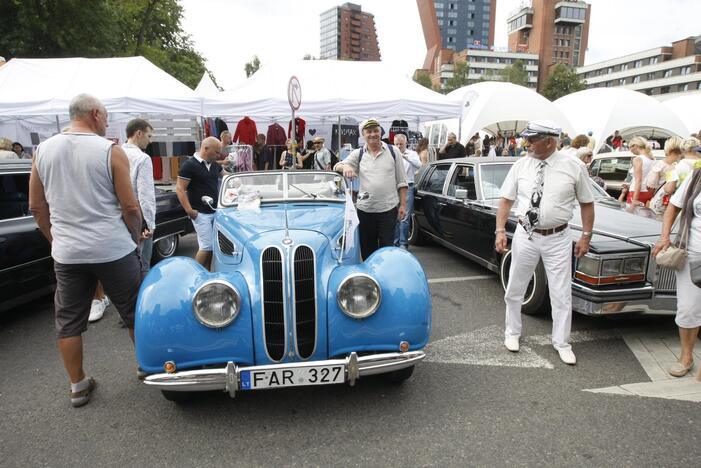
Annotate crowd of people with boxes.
[16,91,701,408]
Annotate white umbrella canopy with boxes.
[0,56,203,116]
[202,60,461,123]
[661,93,701,137]
[446,81,576,139]
[554,88,690,153]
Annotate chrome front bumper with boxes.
[143,351,425,397]
[571,282,676,316]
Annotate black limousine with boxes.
[410,157,676,317]
[0,159,193,312]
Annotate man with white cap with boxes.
[495,120,595,365]
[334,118,408,259]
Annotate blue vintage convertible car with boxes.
[136,171,431,401]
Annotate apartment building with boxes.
[320,3,381,61]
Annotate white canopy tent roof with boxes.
[554,88,689,153]
[0,56,202,117]
[661,93,701,137]
[194,72,221,97]
[445,82,576,140]
[202,60,461,124]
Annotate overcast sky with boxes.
[180,0,700,90]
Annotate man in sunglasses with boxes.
[495,120,595,365]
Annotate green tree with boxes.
[244,55,260,77]
[0,0,213,89]
[540,63,586,100]
[443,61,470,94]
[499,59,529,87]
[413,71,433,90]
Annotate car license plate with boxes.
[240,364,345,390]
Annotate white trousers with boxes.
[504,225,573,350]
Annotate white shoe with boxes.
[504,336,520,352]
[556,347,577,365]
[102,296,110,308]
[88,299,106,322]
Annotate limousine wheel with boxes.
[408,213,426,246]
[161,390,194,403]
[152,234,179,263]
[499,250,550,316]
[383,365,415,384]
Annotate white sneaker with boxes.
[88,299,106,322]
[102,296,110,308]
[504,336,520,352]
[556,347,577,365]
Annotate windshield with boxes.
[479,164,512,199]
[219,171,346,207]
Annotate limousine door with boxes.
[442,164,488,258]
[414,164,452,239]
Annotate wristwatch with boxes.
[581,231,592,238]
[495,228,506,234]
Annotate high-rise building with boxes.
[577,36,701,98]
[507,0,591,90]
[320,3,381,61]
[418,0,496,70]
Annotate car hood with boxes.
[216,203,345,241]
[483,197,664,241]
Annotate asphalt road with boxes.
[1,234,698,467]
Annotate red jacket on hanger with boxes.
[288,117,305,145]
[233,116,258,145]
[266,123,287,146]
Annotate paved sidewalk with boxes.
[585,327,701,402]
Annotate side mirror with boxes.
[201,195,216,210]
[454,188,468,200]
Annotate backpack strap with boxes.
[358,144,396,164]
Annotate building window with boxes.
[621,63,628,71]
[449,2,455,9]
[619,78,626,85]
[448,19,454,26]
[436,10,444,17]
[447,36,455,43]
[634,60,642,68]
[664,69,673,78]
[633,76,641,83]
[681,66,692,75]
[469,29,474,35]
[447,28,457,34]
[469,13,474,19]
[434,2,445,8]
[438,19,444,25]
[650,57,659,65]
[447,12,458,18]
[467,20,474,27]
[468,4,475,11]
[607,67,613,74]
[698,82,701,90]
[681,83,689,92]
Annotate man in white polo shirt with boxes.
[495,120,595,365]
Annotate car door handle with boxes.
[437,202,447,207]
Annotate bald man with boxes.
[176,137,224,270]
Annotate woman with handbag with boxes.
[652,167,701,379]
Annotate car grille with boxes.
[262,247,285,361]
[654,266,676,293]
[293,246,316,359]
[218,230,235,255]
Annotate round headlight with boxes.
[337,274,381,319]
[192,281,240,328]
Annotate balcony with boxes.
[554,3,586,24]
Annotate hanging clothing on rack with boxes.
[233,116,258,145]
[389,119,409,142]
[266,123,287,147]
[214,118,229,137]
[288,117,305,146]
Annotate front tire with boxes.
[499,249,550,316]
[408,214,426,246]
[152,234,179,264]
[383,365,415,384]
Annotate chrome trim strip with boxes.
[571,282,654,297]
[291,244,317,360]
[423,230,499,273]
[260,246,287,362]
[153,230,184,244]
[143,351,425,394]
[0,256,52,273]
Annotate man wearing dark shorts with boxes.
[29,94,143,407]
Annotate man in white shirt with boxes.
[393,133,422,250]
[495,120,595,365]
[312,136,332,171]
[123,118,156,271]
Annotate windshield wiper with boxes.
[289,183,317,199]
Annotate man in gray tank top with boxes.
[29,94,143,407]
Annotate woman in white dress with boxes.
[653,167,701,378]
[620,136,655,205]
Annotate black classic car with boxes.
[0,159,193,312]
[410,157,676,317]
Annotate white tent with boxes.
[0,56,202,116]
[554,88,689,153]
[661,93,701,137]
[194,72,221,97]
[445,82,576,140]
[202,60,461,124]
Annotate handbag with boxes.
[655,208,689,271]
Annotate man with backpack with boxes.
[334,118,408,259]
